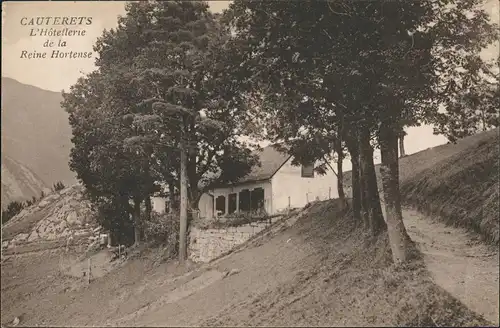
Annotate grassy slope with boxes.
[344,128,499,244]
[1,200,491,327]
[401,129,499,244]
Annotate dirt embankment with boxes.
[343,128,499,243]
[401,129,499,244]
[1,200,492,327]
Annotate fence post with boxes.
[88,258,91,284]
[329,187,331,199]
[306,193,309,203]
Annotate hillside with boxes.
[401,129,499,244]
[1,196,497,326]
[1,155,48,208]
[344,128,500,244]
[1,131,498,327]
[1,77,76,206]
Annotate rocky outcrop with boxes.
[2,185,98,251]
[1,155,48,208]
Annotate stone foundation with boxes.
[188,219,277,263]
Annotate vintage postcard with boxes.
[1,1,498,327]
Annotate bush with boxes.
[195,210,283,230]
[143,212,179,259]
[1,200,25,225]
[95,197,135,247]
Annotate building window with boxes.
[239,189,251,212]
[301,164,314,178]
[215,195,226,215]
[250,187,265,211]
[228,193,237,214]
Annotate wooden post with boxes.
[288,196,291,209]
[88,258,91,284]
[306,193,309,203]
[236,192,239,213]
[213,195,216,219]
[329,187,331,199]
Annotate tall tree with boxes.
[225,0,388,232]
[89,1,258,260]
[225,0,497,264]
[62,71,152,245]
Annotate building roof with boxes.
[234,144,291,185]
[197,144,292,191]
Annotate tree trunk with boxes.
[358,153,370,228]
[379,120,412,264]
[347,141,362,222]
[399,133,406,158]
[179,141,188,261]
[335,139,346,209]
[359,130,386,235]
[143,195,152,241]
[133,197,142,246]
[187,155,199,231]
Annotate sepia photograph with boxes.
[1,0,499,326]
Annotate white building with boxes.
[197,145,339,219]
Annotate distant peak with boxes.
[1,76,61,94]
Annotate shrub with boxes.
[143,212,179,259]
[1,200,25,225]
[95,197,135,247]
[195,210,284,230]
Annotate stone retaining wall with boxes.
[188,219,278,263]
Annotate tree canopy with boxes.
[62,0,498,264]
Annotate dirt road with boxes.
[403,207,499,325]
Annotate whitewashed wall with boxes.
[271,158,338,212]
[151,196,167,214]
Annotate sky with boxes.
[2,0,498,161]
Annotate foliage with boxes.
[62,1,260,253]
[143,212,180,255]
[1,201,25,225]
[433,75,500,143]
[224,0,497,263]
[1,191,47,225]
[119,1,260,204]
[93,194,135,246]
[61,0,497,263]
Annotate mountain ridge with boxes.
[1,77,76,207]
